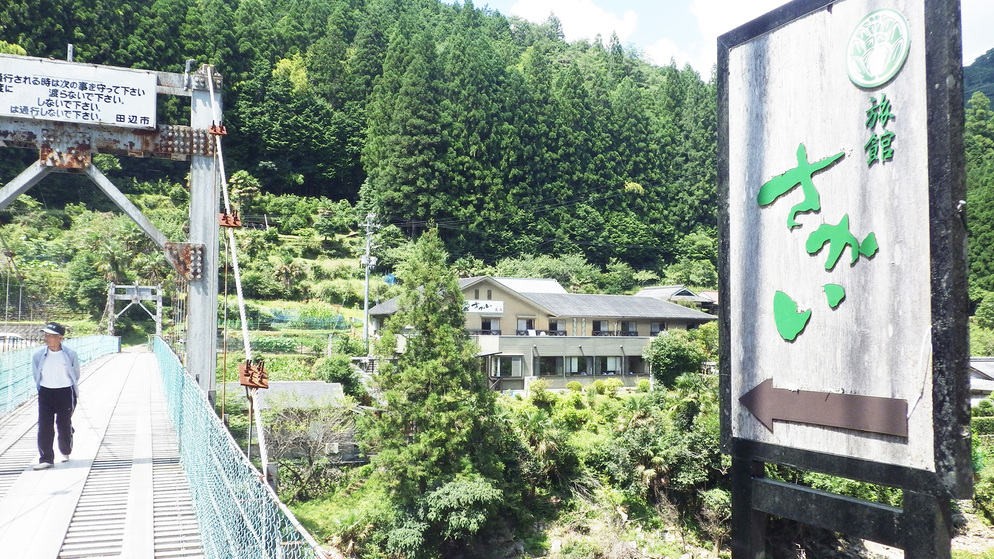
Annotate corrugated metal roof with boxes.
[369,298,398,315]
[636,285,715,304]
[371,277,715,322]
[518,292,716,321]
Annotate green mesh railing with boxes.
[153,337,328,559]
[0,336,121,417]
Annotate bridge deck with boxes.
[0,348,203,558]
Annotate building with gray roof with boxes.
[368,277,715,392]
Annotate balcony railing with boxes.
[515,330,568,336]
[467,330,642,337]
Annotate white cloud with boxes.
[686,0,992,72]
[687,0,790,73]
[962,0,994,65]
[643,37,711,75]
[508,0,638,43]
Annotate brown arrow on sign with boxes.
[740,379,908,438]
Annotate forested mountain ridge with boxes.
[966,47,994,103]
[0,0,717,275]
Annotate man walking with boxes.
[32,322,80,470]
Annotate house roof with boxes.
[699,290,719,304]
[971,357,994,381]
[460,276,568,294]
[518,292,716,321]
[370,277,567,315]
[636,285,715,304]
[370,277,716,322]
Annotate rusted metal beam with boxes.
[83,165,169,249]
[0,161,54,211]
[0,118,215,160]
[164,242,205,281]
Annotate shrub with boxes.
[311,278,363,307]
[552,391,593,429]
[637,379,651,392]
[977,292,994,330]
[970,322,994,356]
[264,356,314,381]
[529,379,557,406]
[241,270,286,299]
[250,335,299,353]
[314,355,364,398]
[975,417,994,436]
[591,379,606,395]
[566,381,582,392]
[603,378,623,397]
[975,399,994,417]
[643,330,707,388]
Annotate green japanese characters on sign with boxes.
[757,8,911,343]
[756,144,844,230]
[758,143,879,341]
[865,94,897,166]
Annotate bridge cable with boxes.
[206,67,270,478]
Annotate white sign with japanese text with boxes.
[464,300,504,313]
[726,0,933,470]
[0,55,156,129]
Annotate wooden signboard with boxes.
[718,0,970,502]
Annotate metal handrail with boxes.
[0,335,120,417]
[153,337,328,559]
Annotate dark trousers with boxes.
[37,386,75,464]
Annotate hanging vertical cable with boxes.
[206,67,270,479]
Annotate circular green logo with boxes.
[846,9,910,88]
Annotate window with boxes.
[597,356,622,375]
[487,289,492,299]
[539,356,564,376]
[474,289,479,299]
[592,320,609,335]
[482,317,499,333]
[621,321,638,335]
[517,318,534,330]
[566,356,588,375]
[496,356,522,377]
[650,321,666,335]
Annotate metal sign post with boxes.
[0,54,223,400]
[718,0,969,556]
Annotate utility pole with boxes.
[361,213,378,355]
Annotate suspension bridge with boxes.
[0,54,331,558]
[0,337,329,558]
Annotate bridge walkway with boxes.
[0,347,203,558]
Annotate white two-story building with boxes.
[368,277,716,392]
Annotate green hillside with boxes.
[966,48,994,103]
[0,0,716,274]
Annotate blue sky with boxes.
[471,0,993,75]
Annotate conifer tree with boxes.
[361,229,514,556]
[362,12,446,228]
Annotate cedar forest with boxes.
[3,1,994,558]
